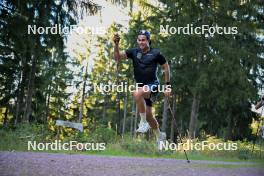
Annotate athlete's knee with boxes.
[133,90,143,100]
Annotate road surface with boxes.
[0,151,263,176]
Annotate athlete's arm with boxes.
[113,33,127,62]
[156,52,171,96]
[161,63,171,97]
[161,63,170,83]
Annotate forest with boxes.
[0,0,264,161]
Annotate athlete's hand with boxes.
[113,33,120,45]
[164,85,171,97]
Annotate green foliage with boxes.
[0,125,263,162]
[127,0,264,140]
[0,0,263,151]
[121,140,155,154]
[0,123,51,151]
[89,125,117,144]
[0,0,100,126]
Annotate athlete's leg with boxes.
[145,105,163,139]
[133,87,151,133]
[132,87,150,113]
[145,105,158,129]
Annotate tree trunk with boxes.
[170,95,177,142]
[130,97,135,136]
[15,62,27,125]
[45,85,51,122]
[134,105,138,137]
[3,107,9,127]
[122,92,128,137]
[23,53,37,122]
[188,93,200,139]
[129,0,134,12]
[225,113,233,140]
[102,97,106,122]
[45,49,56,123]
[79,63,88,122]
[161,97,168,132]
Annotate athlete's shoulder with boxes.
[127,47,139,51]
[151,48,167,64]
[126,47,139,54]
[125,48,139,59]
[150,48,161,54]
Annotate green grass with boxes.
[1,140,264,166]
[202,163,264,169]
[85,142,264,163]
[1,123,264,166]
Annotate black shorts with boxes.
[138,81,159,107]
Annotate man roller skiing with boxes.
[113,30,171,145]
